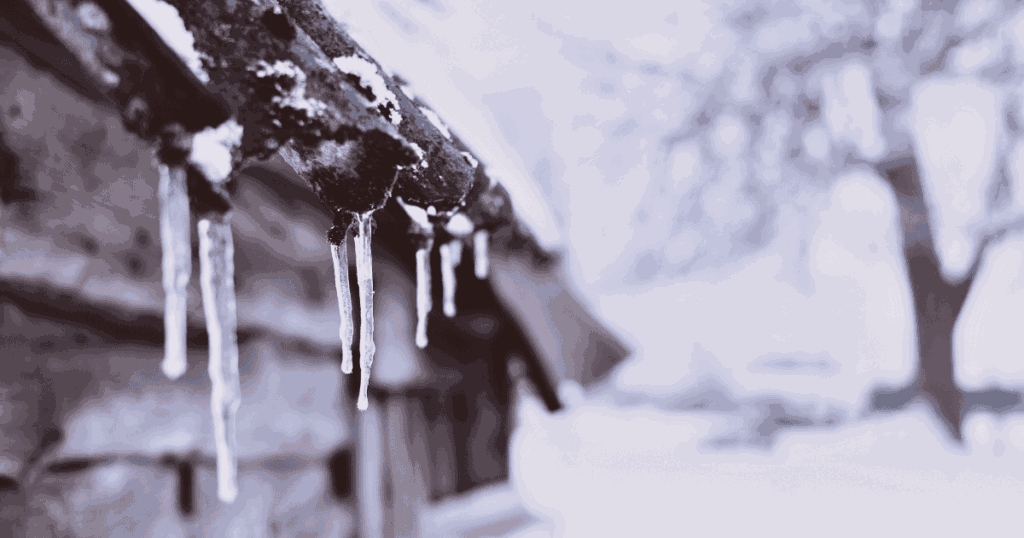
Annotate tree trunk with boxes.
[877,156,974,440]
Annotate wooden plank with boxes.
[382,396,430,538]
[356,397,385,538]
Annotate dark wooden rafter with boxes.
[15,0,231,141]
[158,0,420,218]
[3,0,531,241]
[276,0,478,213]
[0,0,111,104]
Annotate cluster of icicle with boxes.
[392,200,487,355]
[330,202,490,411]
[330,213,376,411]
[156,161,493,504]
[157,160,241,504]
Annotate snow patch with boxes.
[125,0,209,83]
[875,0,915,42]
[189,118,243,184]
[668,140,703,193]
[407,142,428,169]
[756,110,792,185]
[409,142,426,161]
[253,60,328,118]
[445,213,474,237]
[710,113,748,157]
[821,61,886,161]
[755,17,814,55]
[956,0,1001,33]
[332,56,401,125]
[420,107,452,139]
[1007,139,1024,209]
[909,77,1003,281]
[949,38,1003,75]
[801,124,831,162]
[622,72,642,90]
[1002,11,1024,62]
[955,237,1024,388]
[76,2,111,33]
[626,33,676,58]
[397,197,431,229]
[610,170,914,405]
[460,151,479,169]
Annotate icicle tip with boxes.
[161,358,187,380]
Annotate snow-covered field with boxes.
[509,387,1024,537]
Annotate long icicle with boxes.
[415,237,433,349]
[198,216,241,503]
[159,163,191,380]
[354,212,376,411]
[441,239,462,317]
[474,229,489,279]
[332,234,355,374]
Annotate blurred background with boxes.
[6,0,1024,536]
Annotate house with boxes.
[0,0,627,536]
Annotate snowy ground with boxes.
[506,385,1024,538]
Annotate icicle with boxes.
[474,229,489,279]
[332,237,355,374]
[415,238,433,349]
[158,163,191,380]
[198,217,241,503]
[440,239,462,317]
[353,213,376,411]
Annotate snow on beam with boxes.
[161,0,415,178]
[275,0,477,212]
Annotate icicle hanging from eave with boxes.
[415,236,433,348]
[397,197,435,349]
[353,212,376,411]
[440,239,462,317]
[439,212,471,317]
[158,161,192,380]
[198,214,241,503]
[474,229,489,279]
[331,229,355,374]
